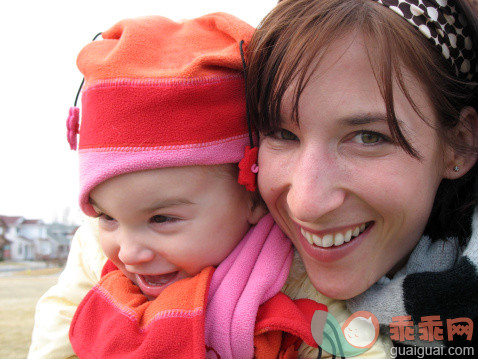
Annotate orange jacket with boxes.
[70,261,326,358]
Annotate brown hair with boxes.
[247,0,478,243]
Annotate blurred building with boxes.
[0,215,77,264]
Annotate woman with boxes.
[247,0,478,353]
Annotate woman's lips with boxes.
[135,271,180,299]
[300,222,372,248]
[297,222,374,263]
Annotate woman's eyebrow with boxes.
[338,114,390,126]
[339,114,413,138]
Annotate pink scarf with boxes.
[205,213,293,358]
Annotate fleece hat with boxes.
[66,13,255,217]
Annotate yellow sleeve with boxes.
[283,252,393,358]
[28,217,107,359]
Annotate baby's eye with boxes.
[98,213,115,221]
[96,212,118,231]
[150,215,175,224]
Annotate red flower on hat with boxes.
[67,106,80,150]
[238,146,259,192]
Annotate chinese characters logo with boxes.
[389,315,473,342]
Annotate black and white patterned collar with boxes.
[374,0,477,83]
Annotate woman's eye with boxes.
[269,129,299,141]
[353,131,388,145]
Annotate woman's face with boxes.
[258,34,448,299]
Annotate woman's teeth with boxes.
[301,223,367,248]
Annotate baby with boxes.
[67,13,265,300]
[64,14,322,358]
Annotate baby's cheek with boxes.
[99,234,117,258]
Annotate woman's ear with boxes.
[443,106,478,179]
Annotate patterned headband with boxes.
[374,0,477,83]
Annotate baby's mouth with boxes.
[135,271,180,299]
[142,272,178,286]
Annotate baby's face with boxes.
[90,165,262,299]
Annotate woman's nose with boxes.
[117,230,155,265]
[287,151,346,223]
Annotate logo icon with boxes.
[311,310,380,357]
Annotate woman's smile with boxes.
[296,221,374,264]
[299,222,371,248]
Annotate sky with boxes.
[0,0,278,224]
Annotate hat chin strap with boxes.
[237,40,259,192]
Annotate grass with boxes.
[0,269,62,359]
